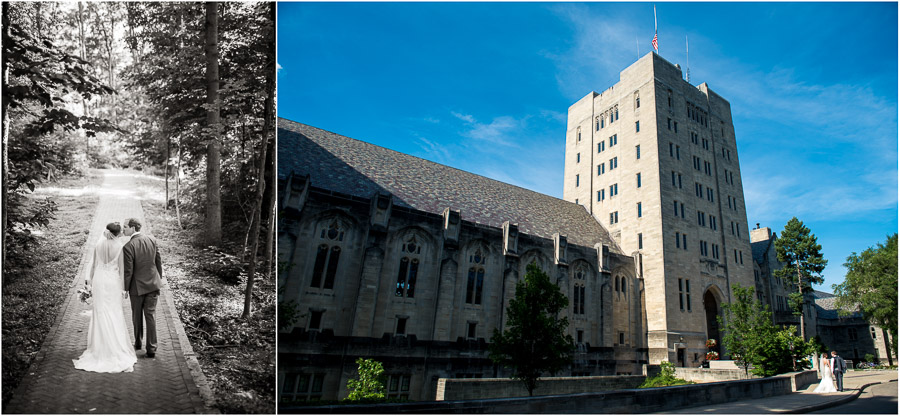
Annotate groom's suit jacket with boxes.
[123,233,163,296]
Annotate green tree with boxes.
[833,233,898,364]
[345,358,386,402]
[719,285,771,376]
[774,217,827,340]
[489,263,574,396]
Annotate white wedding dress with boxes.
[73,237,137,373]
[813,357,837,393]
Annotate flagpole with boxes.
[654,4,658,55]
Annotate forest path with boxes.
[6,169,216,414]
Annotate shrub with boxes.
[639,361,694,388]
[345,358,386,401]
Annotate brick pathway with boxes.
[6,169,216,414]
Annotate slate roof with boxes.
[813,290,862,319]
[278,119,620,251]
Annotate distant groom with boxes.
[122,218,163,358]
[830,350,847,392]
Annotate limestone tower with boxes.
[563,52,755,366]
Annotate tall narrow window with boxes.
[396,236,422,298]
[309,310,323,330]
[576,174,579,187]
[311,221,344,290]
[637,202,642,218]
[686,279,691,311]
[676,232,681,248]
[636,173,642,188]
[636,145,641,159]
[576,153,580,163]
[467,322,477,339]
[466,249,486,305]
[678,278,684,310]
[638,233,643,249]
[573,269,586,315]
[577,127,581,142]
[396,317,408,335]
[635,121,640,132]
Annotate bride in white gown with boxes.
[73,222,137,373]
[813,353,837,393]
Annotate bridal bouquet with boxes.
[77,288,92,305]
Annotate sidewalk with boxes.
[662,369,898,414]
[6,169,216,414]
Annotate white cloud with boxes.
[451,111,523,147]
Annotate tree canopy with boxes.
[719,285,814,377]
[489,263,574,396]
[774,217,827,339]
[833,233,898,359]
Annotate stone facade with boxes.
[750,224,894,366]
[563,53,755,367]
[277,120,641,403]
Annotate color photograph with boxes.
[277,2,897,413]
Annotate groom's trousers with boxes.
[834,370,844,391]
[130,289,159,354]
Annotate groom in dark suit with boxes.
[123,218,163,358]
[831,350,847,392]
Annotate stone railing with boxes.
[284,372,817,414]
[435,375,645,401]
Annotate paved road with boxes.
[810,381,898,414]
[5,170,216,414]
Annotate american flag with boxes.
[651,33,658,51]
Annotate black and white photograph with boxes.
[2,2,276,413]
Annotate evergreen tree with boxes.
[773,217,827,340]
[489,263,574,396]
[833,233,898,364]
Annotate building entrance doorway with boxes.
[704,289,721,356]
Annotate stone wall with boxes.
[435,375,646,401]
[674,368,754,383]
[285,374,801,414]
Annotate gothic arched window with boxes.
[573,267,586,315]
[466,248,486,305]
[310,221,344,290]
[396,235,422,298]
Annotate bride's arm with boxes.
[87,245,98,288]
[118,244,125,284]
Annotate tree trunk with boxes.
[264,130,276,280]
[203,2,222,246]
[882,328,894,367]
[77,2,90,166]
[2,2,11,270]
[797,263,805,341]
[242,2,275,319]
[165,131,170,210]
[265,200,275,280]
[175,137,183,230]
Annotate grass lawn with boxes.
[2,171,103,410]
[134,173,276,414]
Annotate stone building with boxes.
[562,52,756,366]
[751,225,894,366]
[278,53,766,403]
[277,119,643,402]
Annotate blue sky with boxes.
[278,2,898,293]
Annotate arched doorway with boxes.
[704,289,721,356]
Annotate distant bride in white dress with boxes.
[813,353,837,393]
[73,222,137,373]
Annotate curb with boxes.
[782,378,898,414]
